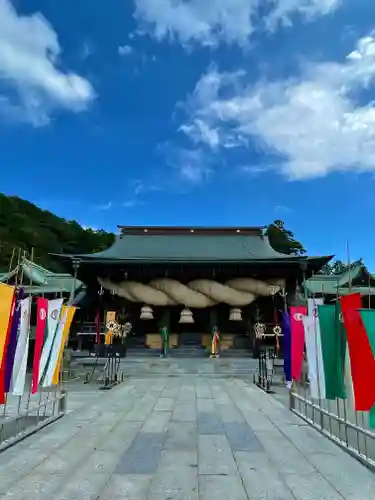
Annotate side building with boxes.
[54,226,332,356]
[304,263,375,305]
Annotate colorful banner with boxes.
[303,320,325,399]
[11,297,32,396]
[0,283,15,367]
[290,306,307,381]
[317,304,346,400]
[340,294,375,411]
[0,291,16,403]
[43,307,69,387]
[52,306,76,385]
[357,309,375,427]
[304,298,325,399]
[4,288,24,393]
[282,311,292,383]
[32,298,48,394]
[105,311,116,345]
[38,298,64,384]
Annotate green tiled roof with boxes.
[305,264,372,296]
[337,287,375,296]
[0,258,82,293]
[53,230,331,266]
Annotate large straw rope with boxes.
[98,277,285,308]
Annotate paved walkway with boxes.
[0,377,375,500]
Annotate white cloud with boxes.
[97,202,112,211]
[266,0,340,30]
[133,0,340,48]
[0,0,95,126]
[179,31,375,180]
[171,148,212,183]
[274,204,292,213]
[118,44,133,56]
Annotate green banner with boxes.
[318,304,346,400]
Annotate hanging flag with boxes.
[0,291,16,403]
[43,307,69,387]
[4,288,24,393]
[357,309,375,428]
[302,298,325,399]
[290,306,307,381]
[52,306,76,385]
[307,298,324,318]
[0,283,15,366]
[340,294,375,411]
[282,311,292,383]
[31,298,48,394]
[11,297,32,396]
[38,298,64,384]
[317,304,346,400]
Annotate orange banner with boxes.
[52,306,76,385]
[104,311,116,345]
[0,283,15,366]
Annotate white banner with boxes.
[38,298,64,384]
[12,297,32,396]
[304,298,325,399]
[43,307,69,387]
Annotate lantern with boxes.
[140,305,154,320]
[179,308,194,324]
[229,308,242,321]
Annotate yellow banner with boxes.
[105,311,116,345]
[52,305,76,385]
[0,283,15,365]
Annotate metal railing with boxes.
[0,376,67,452]
[290,364,375,470]
[254,347,284,392]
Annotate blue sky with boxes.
[1,0,375,266]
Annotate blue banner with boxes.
[282,310,292,382]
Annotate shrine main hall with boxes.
[56,226,331,356]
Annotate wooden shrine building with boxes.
[55,226,332,356]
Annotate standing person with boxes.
[211,325,220,358]
[160,325,169,357]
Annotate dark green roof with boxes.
[0,258,82,294]
[53,226,332,270]
[305,264,375,296]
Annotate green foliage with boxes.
[319,258,364,275]
[0,193,114,272]
[266,219,306,256]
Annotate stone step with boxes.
[220,349,252,358]
[112,357,259,377]
[169,349,207,358]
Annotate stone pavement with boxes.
[0,376,375,500]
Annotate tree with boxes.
[0,193,115,272]
[318,258,364,275]
[266,220,306,256]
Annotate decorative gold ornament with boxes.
[106,320,119,331]
[273,325,282,336]
[254,322,266,339]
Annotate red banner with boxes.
[340,293,375,411]
[290,306,307,382]
[95,309,101,345]
[32,298,48,394]
[0,294,16,403]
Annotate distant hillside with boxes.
[0,194,306,273]
[0,193,114,272]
